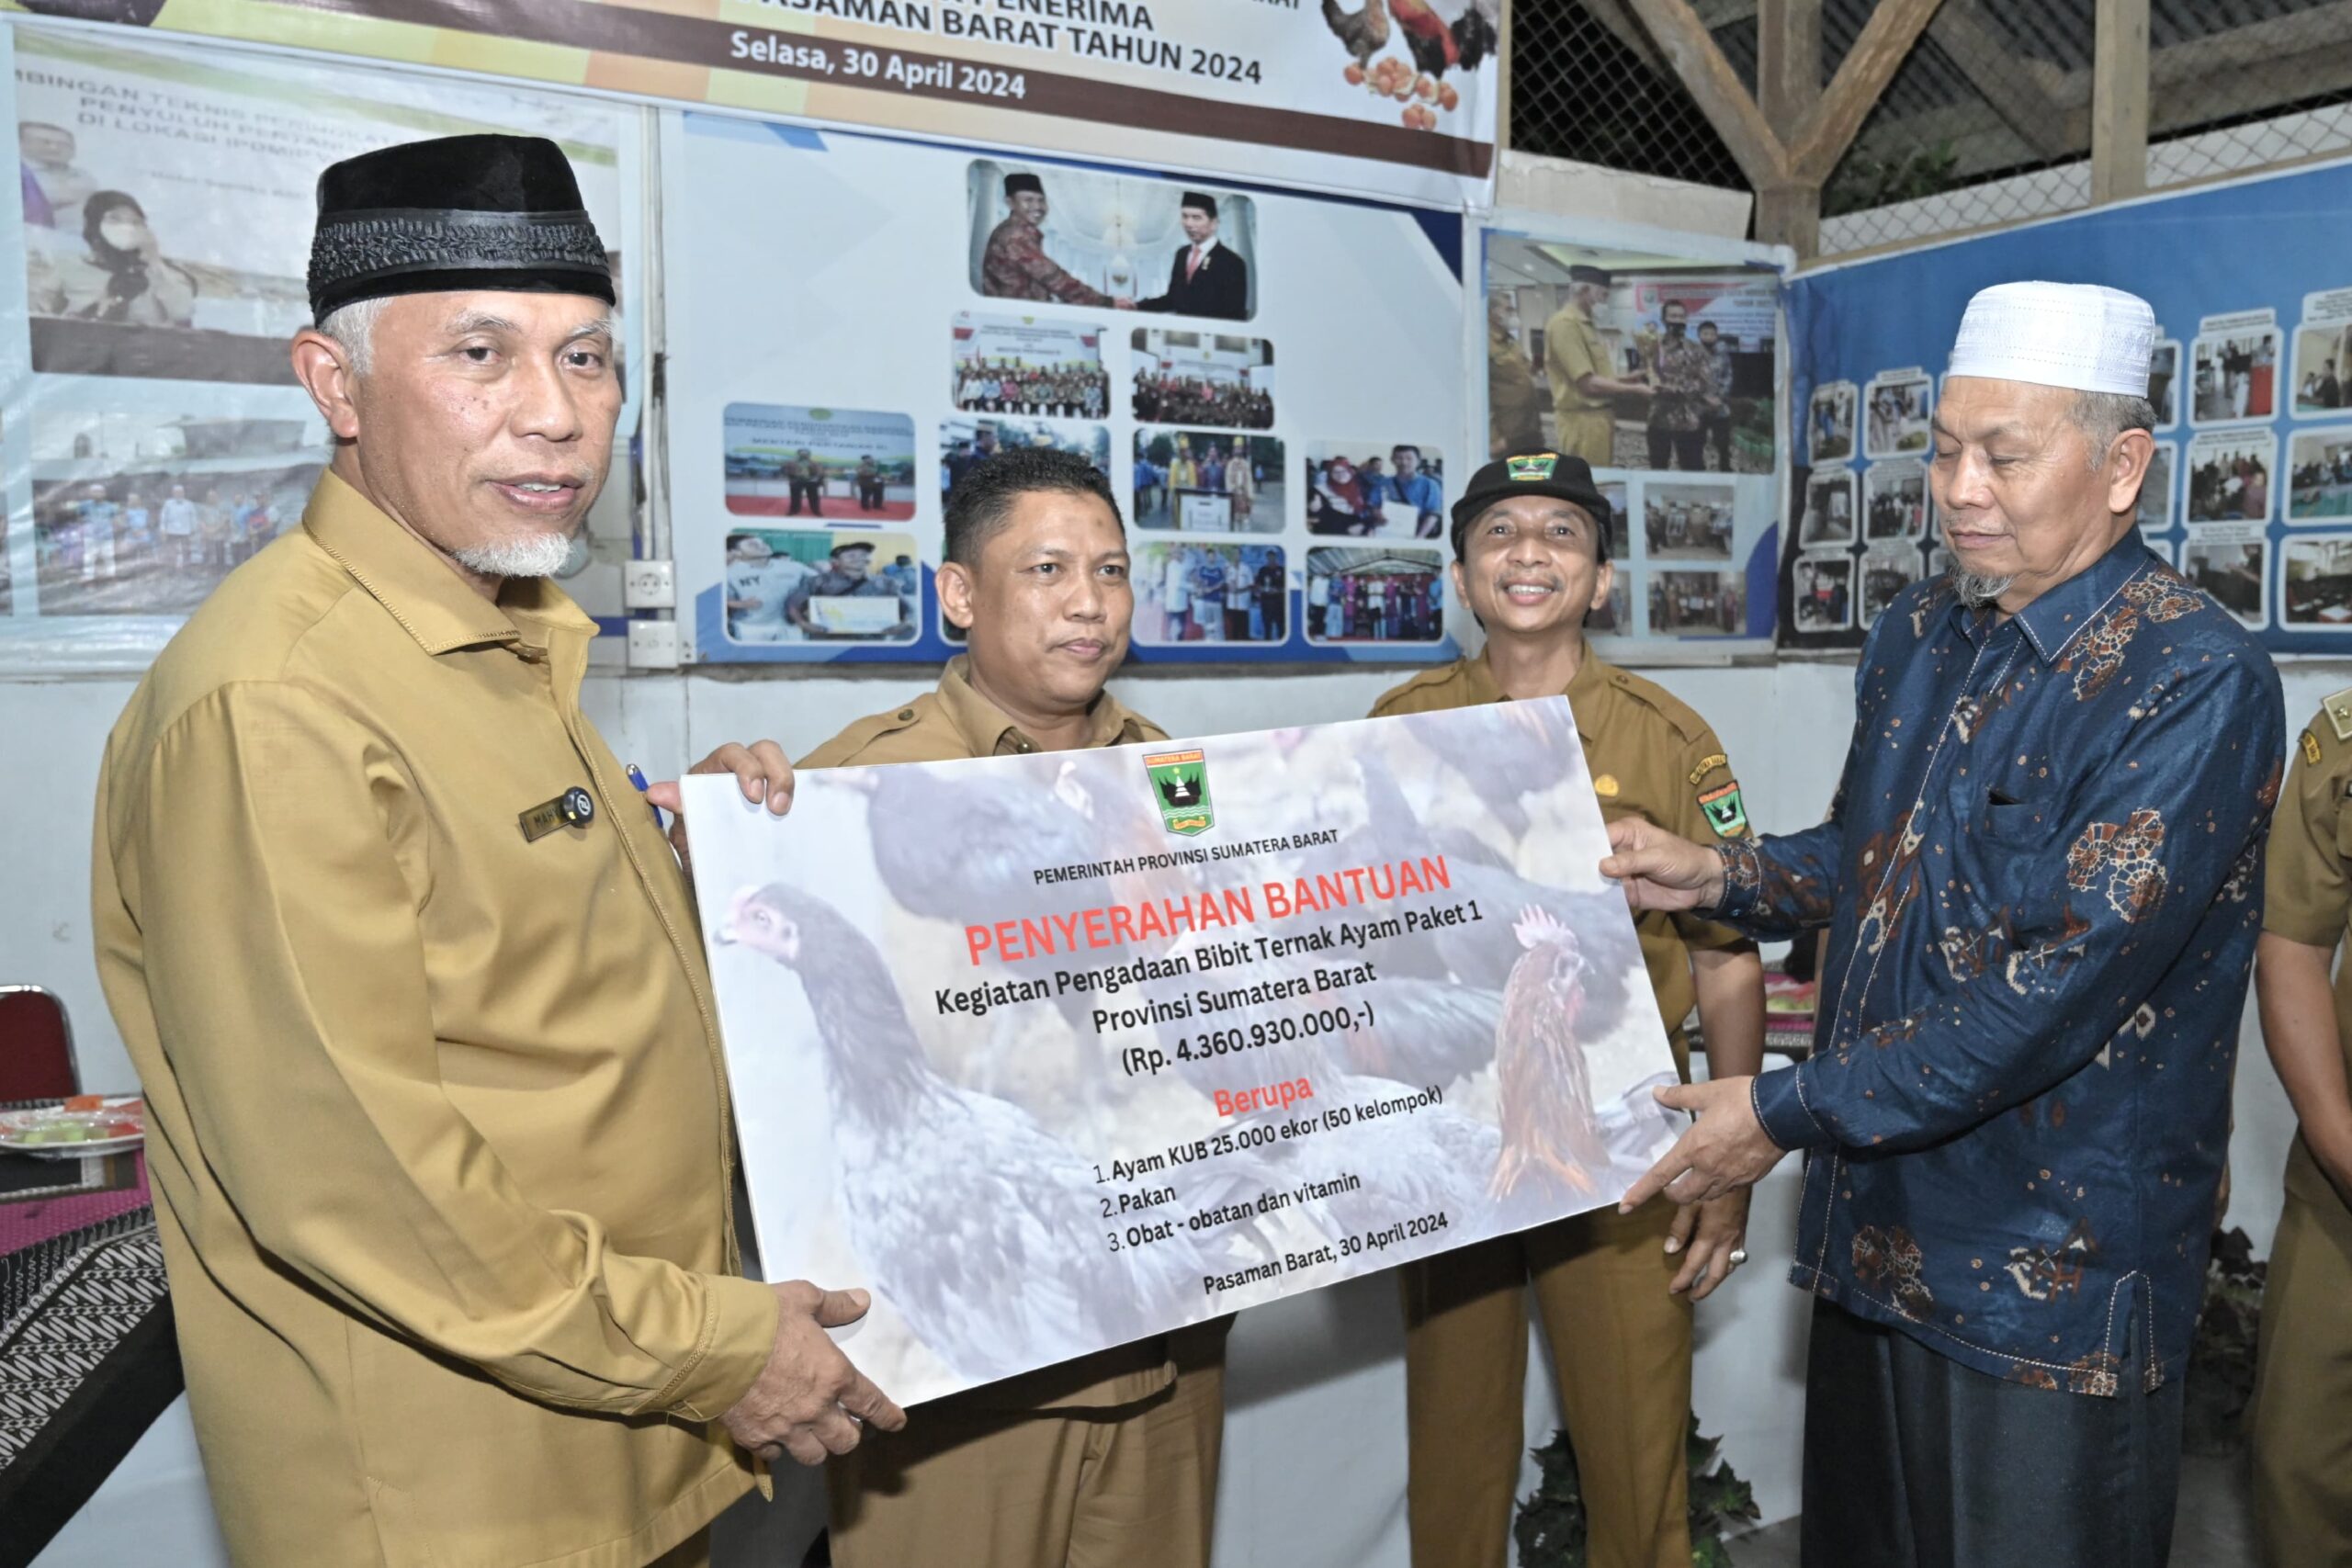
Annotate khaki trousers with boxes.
[1552,410,1617,469]
[1400,1202,1692,1568]
[826,1335,1225,1568]
[2253,1179,2352,1567]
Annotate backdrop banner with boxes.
[1781,154,2352,656]
[684,700,1683,1406]
[3,0,1499,206]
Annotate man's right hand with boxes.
[720,1281,906,1466]
[1600,816,1724,913]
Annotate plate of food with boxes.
[0,1097,146,1159]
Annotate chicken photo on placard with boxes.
[718,881,1276,1393]
[1489,906,1611,1200]
[1323,0,1495,127]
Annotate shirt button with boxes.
[899,709,915,721]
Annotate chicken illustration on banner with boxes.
[685,701,1684,1406]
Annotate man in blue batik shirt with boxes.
[1605,282,2285,1568]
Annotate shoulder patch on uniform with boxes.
[2304,728,2324,767]
[1687,751,1729,786]
[1600,666,1713,747]
[2324,686,2352,741]
[1698,779,1748,838]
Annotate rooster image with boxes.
[720,882,1266,1385]
[1321,0,1390,67]
[1489,907,1612,1200]
[1387,0,1498,79]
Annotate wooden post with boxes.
[1495,0,1516,153]
[1757,0,1823,257]
[1755,184,1822,255]
[2092,0,2150,203]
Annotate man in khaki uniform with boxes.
[1543,265,1650,468]
[807,446,1226,1568]
[1489,290,1545,457]
[1372,451,1765,1568]
[90,135,900,1568]
[2252,688,2352,1567]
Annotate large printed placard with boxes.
[1781,154,2352,656]
[4,0,1499,207]
[686,701,1684,1405]
[666,113,1468,666]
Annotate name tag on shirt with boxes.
[518,786,595,842]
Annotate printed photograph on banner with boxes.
[2185,529,2266,627]
[13,30,627,384]
[1132,431,1285,534]
[2148,339,2182,430]
[1135,542,1288,646]
[2136,443,2177,533]
[952,313,1110,418]
[723,404,916,522]
[2190,312,2281,424]
[2289,426,2352,523]
[1864,460,1929,541]
[2284,535,2352,628]
[1860,545,1926,626]
[1483,238,1776,474]
[2290,288,2352,416]
[28,377,326,616]
[1862,371,1932,458]
[1648,570,1746,637]
[967,163,1257,321]
[2187,428,2278,524]
[1304,546,1446,645]
[1798,468,1858,547]
[1587,573,1634,635]
[722,529,918,646]
[1130,330,1275,429]
[1791,554,1856,633]
[943,421,1113,503]
[1303,443,1447,538]
[1640,480,1734,561]
[1598,479,1631,558]
[1808,379,1858,462]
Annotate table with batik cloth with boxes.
[0,1106,178,1568]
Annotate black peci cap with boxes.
[1448,451,1611,562]
[308,134,612,322]
[1180,190,1218,217]
[1004,172,1045,197]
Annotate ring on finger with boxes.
[1727,1247,1749,1267]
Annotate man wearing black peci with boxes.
[1136,192,1250,321]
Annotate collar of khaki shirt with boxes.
[301,468,596,662]
[934,653,1149,755]
[1453,637,1609,708]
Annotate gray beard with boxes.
[453,531,576,580]
[1949,564,2014,609]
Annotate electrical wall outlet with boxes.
[622,559,676,609]
[627,619,681,669]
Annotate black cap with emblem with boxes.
[1448,451,1612,563]
[307,134,614,323]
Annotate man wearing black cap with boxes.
[788,539,905,638]
[981,170,1131,309]
[1136,190,1250,321]
[1370,449,1764,1568]
[90,135,902,1568]
[1544,265,1650,468]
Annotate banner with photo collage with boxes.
[1475,215,1785,658]
[0,20,646,672]
[663,111,1469,666]
[1781,153,2352,655]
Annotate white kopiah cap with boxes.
[1946,280,2157,397]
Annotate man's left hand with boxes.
[1620,1074,1786,1212]
[645,740,793,874]
[1666,1188,1750,1302]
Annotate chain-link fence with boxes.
[1510,0,2352,257]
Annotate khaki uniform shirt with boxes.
[1369,646,1751,1067]
[2261,688,2352,1235]
[92,471,780,1568]
[1543,300,1611,421]
[799,656,1179,1410]
[1488,322,1546,452]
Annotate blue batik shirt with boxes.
[1715,531,2282,1395]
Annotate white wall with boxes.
[15,649,2326,1563]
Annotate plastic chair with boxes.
[0,987,79,1100]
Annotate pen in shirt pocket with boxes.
[624,763,664,831]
